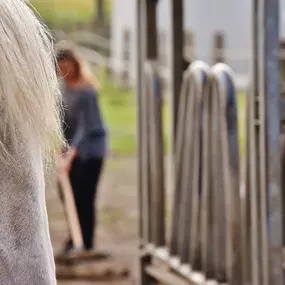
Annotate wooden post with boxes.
[184,30,194,62]
[121,28,131,86]
[95,0,105,26]
[213,32,225,64]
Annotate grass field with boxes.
[97,70,137,155]
[97,69,247,157]
[30,0,111,27]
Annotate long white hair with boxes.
[0,0,63,167]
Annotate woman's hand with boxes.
[59,147,78,174]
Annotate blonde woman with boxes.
[56,48,108,253]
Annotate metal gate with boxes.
[136,0,283,284]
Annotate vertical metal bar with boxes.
[212,65,242,285]
[169,0,184,256]
[172,72,189,258]
[241,89,251,285]
[188,64,210,271]
[145,0,158,246]
[136,0,143,245]
[138,0,159,246]
[281,126,285,247]
[200,69,214,278]
[258,0,269,283]
[189,76,202,269]
[137,2,151,285]
[145,68,156,245]
[177,75,195,263]
[154,70,166,247]
[139,0,151,244]
[263,0,283,284]
[140,0,158,245]
[145,62,165,247]
[249,1,261,284]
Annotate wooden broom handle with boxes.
[58,171,84,250]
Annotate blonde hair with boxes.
[0,0,64,167]
[55,41,100,89]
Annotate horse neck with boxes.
[0,136,56,284]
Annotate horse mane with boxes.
[0,0,64,168]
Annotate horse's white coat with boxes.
[0,0,63,284]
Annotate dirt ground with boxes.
[47,156,139,285]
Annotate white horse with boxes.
[0,1,63,284]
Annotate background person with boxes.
[56,47,108,253]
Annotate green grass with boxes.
[97,69,136,155]
[29,0,111,27]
